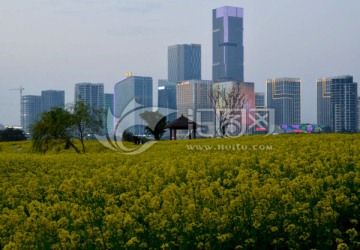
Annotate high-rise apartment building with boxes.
[41,90,65,113]
[74,83,104,111]
[177,80,214,136]
[213,6,244,83]
[267,78,301,125]
[168,44,201,82]
[74,83,104,137]
[330,76,357,132]
[21,95,41,135]
[114,76,153,135]
[255,92,265,108]
[317,76,358,132]
[158,80,177,123]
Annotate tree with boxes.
[0,128,27,142]
[140,111,168,140]
[31,101,104,154]
[67,100,104,153]
[30,108,80,154]
[210,83,247,137]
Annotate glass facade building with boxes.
[213,6,244,83]
[158,80,177,123]
[21,95,41,135]
[41,90,65,113]
[114,76,153,135]
[316,77,332,128]
[255,92,265,108]
[74,83,104,111]
[267,78,301,126]
[168,44,201,82]
[330,76,357,132]
[74,83,104,137]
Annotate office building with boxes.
[21,95,41,135]
[267,78,301,125]
[168,44,201,82]
[114,76,153,135]
[177,80,214,136]
[213,6,244,83]
[158,80,177,123]
[255,92,265,108]
[74,83,104,111]
[74,83,104,137]
[41,90,65,113]
[316,77,332,128]
[330,76,357,132]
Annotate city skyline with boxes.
[1,0,360,125]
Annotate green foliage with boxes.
[140,111,167,140]
[31,101,104,154]
[0,128,27,142]
[67,100,104,153]
[1,134,360,249]
[30,108,80,154]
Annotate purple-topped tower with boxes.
[213,6,244,83]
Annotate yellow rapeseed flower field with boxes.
[1,134,360,249]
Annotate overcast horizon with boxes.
[1,0,359,126]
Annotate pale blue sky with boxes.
[1,0,359,125]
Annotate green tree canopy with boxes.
[0,128,27,142]
[30,108,80,154]
[31,101,104,154]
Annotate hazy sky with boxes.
[1,0,359,125]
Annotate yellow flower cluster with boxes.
[0,134,360,249]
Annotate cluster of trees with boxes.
[31,101,103,154]
[31,102,170,153]
[0,128,27,142]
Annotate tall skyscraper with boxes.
[74,83,104,111]
[41,90,65,113]
[114,76,153,135]
[21,95,41,135]
[255,92,265,108]
[317,77,332,128]
[267,78,301,125]
[330,76,357,132]
[213,6,244,83]
[158,80,177,123]
[168,44,201,82]
[177,80,214,135]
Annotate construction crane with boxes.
[9,86,24,97]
